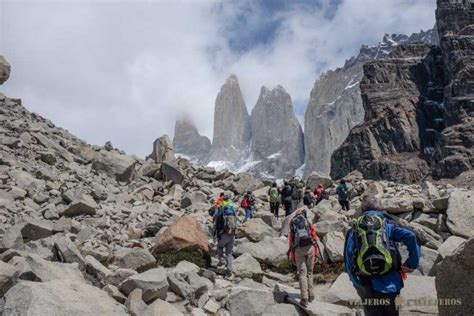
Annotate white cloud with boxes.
[0,0,436,157]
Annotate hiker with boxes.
[213,198,238,279]
[336,179,350,211]
[344,195,420,316]
[240,191,255,223]
[268,182,280,218]
[281,181,293,216]
[303,186,315,208]
[314,184,325,205]
[209,192,225,218]
[288,208,319,307]
[291,176,304,211]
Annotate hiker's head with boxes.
[361,195,380,212]
[306,186,311,191]
[284,181,288,186]
[341,179,346,185]
[317,184,323,189]
[272,182,277,187]
[220,192,225,198]
[247,191,252,195]
[295,208,307,217]
[224,195,230,201]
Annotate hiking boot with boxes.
[217,259,225,267]
[309,295,315,303]
[300,299,308,307]
[225,272,234,280]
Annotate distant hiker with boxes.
[281,181,293,216]
[288,208,319,307]
[336,179,350,211]
[209,192,225,218]
[344,195,420,316]
[268,182,281,218]
[213,198,238,279]
[240,191,255,223]
[303,186,315,208]
[291,176,305,211]
[314,184,326,205]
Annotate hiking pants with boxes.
[217,234,234,273]
[243,207,253,222]
[295,244,315,301]
[357,287,400,316]
[292,199,300,212]
[283,200,293,216]
[270,202,280,218]
[339,200,350,211]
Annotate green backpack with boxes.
[353,214,397,276]
[269,187,279,202]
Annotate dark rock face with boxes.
[432,0,474,178]
[211,75,251,163]
[173,119,211,163]
[304,29,439,177]
[331,0,473,182]
[248,86,304,178]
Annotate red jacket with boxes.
[288,220,319,265]
[315,186,325,200]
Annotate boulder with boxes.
[91,149,137,182]
[437,236,467,259]
[0,261,17,297]
[103,284,127,304]
[399,275,438,314]
[126,288,147,316]
[161,162,185,185]
[152,215,209,255]
[324,273,361,306]
[446,189,474,238]
[315,220,347,237]
[113,248,157,272]
[237,218,277,242]
[231,173,265,194]
[8,170,45,192]
[381,197,413,214]
[227,288,276,316]
[234,237,288,266]
[61,194,98,217]
[233,253,263,278]
[262,303,301,316]
[85,255,112,280]
[167,273,194,299]
[2,279,128,315]
[54,235,87,270]
[150,135,175,163]
[287,297,354,316]
[144,298,184,316]
[306,172,334,189]
[20,219,54,241]
[436,237,474,315]
[0,55,11,84]
[322,231,345,262]
[20,254,84,283]
[119,267,169,303]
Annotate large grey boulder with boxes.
[237,218,277,242]
[20,219,54,241]
[161,162,185,185]
[20,254,84,283]
[227,288,276,316]
[399,276,438,314]
[234,237,288,266]
[0,261,18,297]
[306,172,334,189]
[437,235,467,259]
[232,253,263,278]
[0,55,11,84]
[173,118,211,163]
[262,303,301,316]
[249,85,304,178]
[144,298,184,316]
[446,189,474,238]
[322,231,345,262]
[324,273,359,306]
[112,247,157,272]
[211,74,251,163]
[91,149,137,182]
[61,194,98,217]
[119,267,169,303]
[150,134,175,163]
[2,279,128,315]
[436,237,474,315]
[54,235,86,270]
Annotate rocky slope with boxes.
[210,75,251,164]
[173,118,211,163]
[0,58,472,313]
[331,0,473,183]
[304,29,439,178]
[248,86,304,178]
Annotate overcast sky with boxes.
[0,0,436,157]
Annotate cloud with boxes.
[0,0,436,157]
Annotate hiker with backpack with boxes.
[336,179,350,211]
[209,192,226,219]
[268,182,280,218]
[281,181,293,216]
[240,191,255,223]
[344,195,420,316]
[291,176,305,211]
[303,186,315,208]
[288,208,319,307]
[213,197,238,279]
[314,184,326,205]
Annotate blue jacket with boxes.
[344,210,420,293]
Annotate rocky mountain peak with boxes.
[0,55,11,85]
[210,74,251,164]
[173,118,211,163]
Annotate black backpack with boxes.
[303,192,313,206]
[291,215,314,247]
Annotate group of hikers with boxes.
[208,178,419,316]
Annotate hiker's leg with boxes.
[275,202,280,218]
[381,292,400,316]
[225,235,234,273]
[295,247,309,300]
[306,245,315,298]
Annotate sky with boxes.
[0,0,436,157]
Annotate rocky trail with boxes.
[0,57,473,314]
